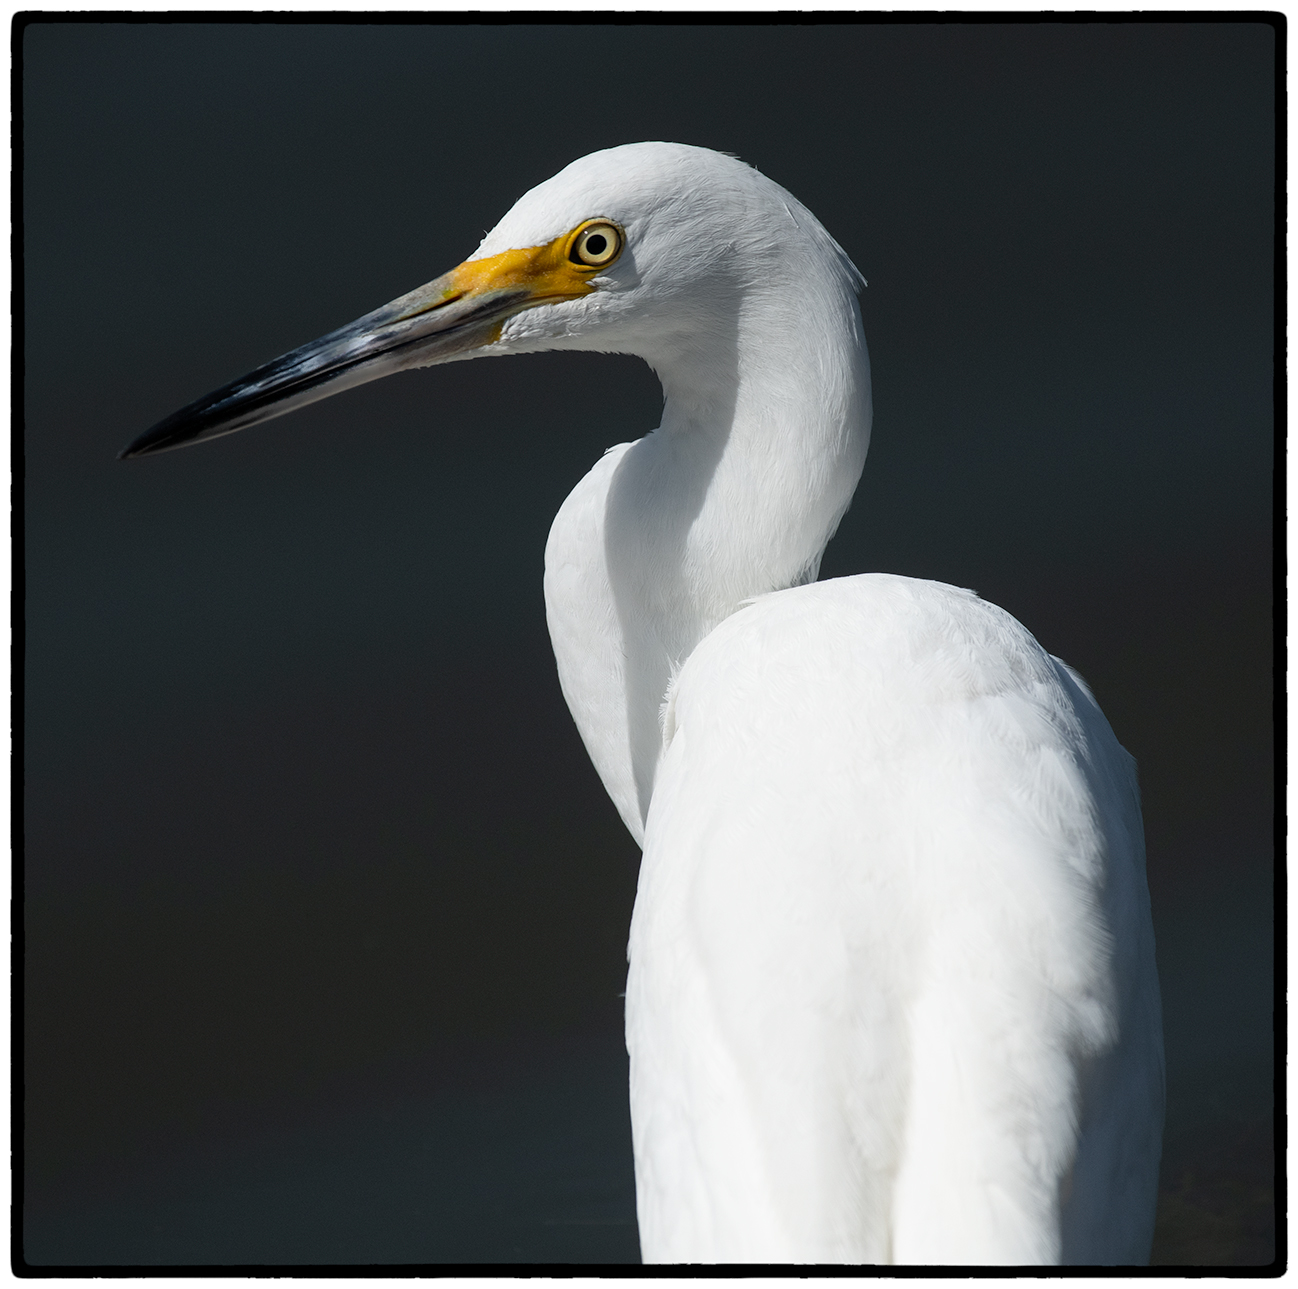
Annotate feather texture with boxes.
[535,144,1162,1264]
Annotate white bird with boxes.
[123,142,1165,1266]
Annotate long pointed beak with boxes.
[119,237,596,459]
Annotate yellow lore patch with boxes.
[391,219,624,346]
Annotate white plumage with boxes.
[125,140,1165,1266]
[625,578,1162,1263]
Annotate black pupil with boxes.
[585,233,607,257]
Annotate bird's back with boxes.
[627,574,1163,1264]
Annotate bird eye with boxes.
[570,221,624,268]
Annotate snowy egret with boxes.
[122,142,1164,1265]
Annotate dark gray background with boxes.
[22,20,1275,1267]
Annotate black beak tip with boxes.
[118,414,205,460]
[118,434,161,461]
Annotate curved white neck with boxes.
[544,274,871,844]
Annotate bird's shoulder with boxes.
[679,573,1057,708]
[659,572,1141,803]
[664,572,1139,837]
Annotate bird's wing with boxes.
[627,574,1161,1265]
[1049,657,1165,1264]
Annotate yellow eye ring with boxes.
[569,220,624,268]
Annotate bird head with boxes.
[120,142,861,458]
